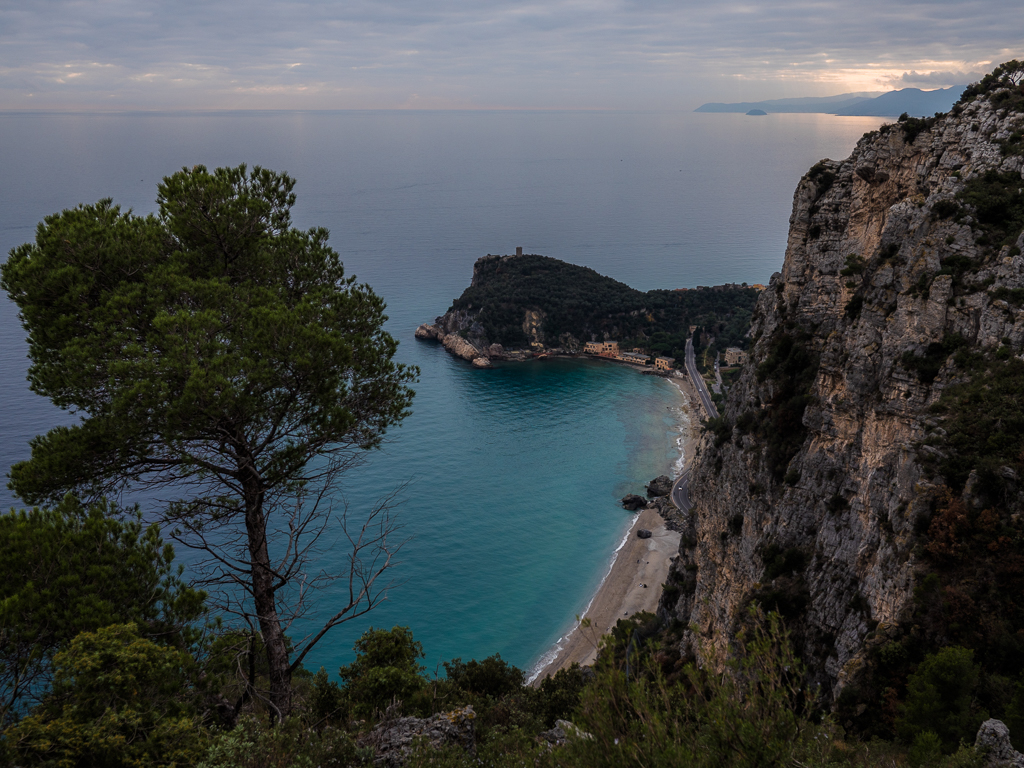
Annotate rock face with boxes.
[976,719,1024,768]
[360,706,476,767]
[663,94,1024,699]
[538,719,594,747]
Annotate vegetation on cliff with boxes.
[446,253,758,362]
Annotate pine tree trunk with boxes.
[242,463,292,721]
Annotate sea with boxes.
[0,109,886,679]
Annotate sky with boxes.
[0,0,1021,111]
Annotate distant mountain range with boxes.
[695,86,965,117]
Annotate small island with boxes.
[746,108,768,116]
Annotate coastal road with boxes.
[671,468,692,512]
[685,337,719,419]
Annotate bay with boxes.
[0,109,885,676]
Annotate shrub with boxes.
[198,716,359,768]
[751,332,819,483]
[705,416,733,447]
[957,170,1024,249]
[443,654,524,699]
[926,356,1024,492]
[898,113,940,143]
[761,545,809,580]
[840,254,866,276]
[808,161,835,197]
[931,199,962,220]
[4,624,205,767]
[846,293,865,318]
[896,646,986,754]
[900,334,966,384]
[339,626,426,717]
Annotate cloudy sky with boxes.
[0,0,1020,111]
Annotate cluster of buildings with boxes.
[582,340,675,371]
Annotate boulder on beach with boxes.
[636,529,653,539]
[646,475,673,497]
[621,494,647,511]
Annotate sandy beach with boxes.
[530,373,699,682]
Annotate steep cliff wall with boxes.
[664,88,1024,705]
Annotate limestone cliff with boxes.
[663,86,1024,705]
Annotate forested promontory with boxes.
[419,252,759,365]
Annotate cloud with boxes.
[890,69,987,88]
[0,0,1021,109]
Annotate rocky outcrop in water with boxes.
[621,494,648,511]
[646,475,673,497]
[662,87,1024,707]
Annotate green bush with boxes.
[762,545,809,580]
[198,716,360,768]
[957,170,1024,249]
[0,497,206,726]
[840,254,867,276]
[901,334,966,384]
[4,624,205,767]
[339,626,426,717]
[898,113,940,143]
[443,654,523,699]
[897,646,986,754]
[926,356,1024,492]
[750,332,819,482]
[931,199,962,221]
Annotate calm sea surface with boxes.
[0,110,885,676]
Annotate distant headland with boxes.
[415,250,760,371]
[696,85,965,117]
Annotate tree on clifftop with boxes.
[0,164,417,720]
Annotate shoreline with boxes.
[528,375,699,684]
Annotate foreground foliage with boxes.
[1,164,417,719]
[0,497,205,727]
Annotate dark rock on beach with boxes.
[621,494,647,511]
[645,475,673,497]
[637,529,653,539]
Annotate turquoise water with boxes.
[0,109,886,676]
[305,355,688,675]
